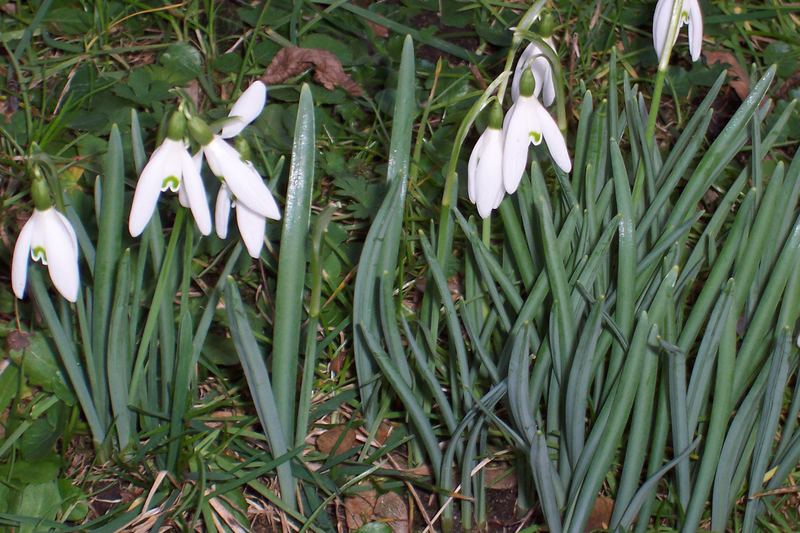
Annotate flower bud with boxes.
[31,176,52,211]
[166,111,187,141]
[536,14,556,38]
[488,101,504,130]
[187,116,214,146]
[519,68,536,98]
[234,137,253,162]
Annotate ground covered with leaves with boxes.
[1,1,800,531]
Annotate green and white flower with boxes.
[129,112,212,237]
[12,181,80,302]
[653,0,703,63]
[503,69,571,194]
[511,37,557,107]
[468,102,505,219]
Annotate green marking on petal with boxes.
[32,246,47,264]
[681,10,689,22]
[161,175,180,192]
[529,131,542,144]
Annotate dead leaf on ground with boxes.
[315,426,358,454]
[375,421,394,445]
[345,489,378,530]
[262,47,363,96]
[344,489,408,533]
[374,492,408,533]
[585,496,615,532]
[6,330,30,352]
[367,21,389,38]
[703,50,750,100]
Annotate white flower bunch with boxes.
[130,80,280,258]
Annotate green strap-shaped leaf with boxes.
[91,124,125,432]
[225,280,295,510]
[272,83,316,443]
[353,35,416,425]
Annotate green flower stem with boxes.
[645,68,667,145]
[645,0,688,144]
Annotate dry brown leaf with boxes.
[367,21,389,38]
[262,47,363,97]
[703,50,750,100]
[6,330,30,352]
[315,426,358,454]
[584,496,615,532]
[374,492,408,533]
[344,490,378,530]
[375,421,395,445]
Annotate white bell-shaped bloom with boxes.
[511,38,557,106]
[468,127,505,219]
[129,137,212,237]
[503,77,571,194]
[202,136,281,221]
[12,207,80,302]
[653,0,703,63]
[215,182,270,258]
[221,81,267,139]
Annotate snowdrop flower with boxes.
[129,111,211,237]
[468,102,505,219]
[12,179,79,302]
[210,138,279,258]
[653,0,703,63]
[511,38,557,107]
[188,116,280,222]
[215,181,274,258]
[503,68,571,194]
[221,81,267,139]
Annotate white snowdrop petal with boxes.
[180,151,212,235]
[11,215,36,299]
[178,183,190,207]
[157,140,184,192]
[502,102,534,194]
[468,132,488,204]
[236,202,267,258]
[43,210,79,302]
[129,143,171,237]
[244,162,281,220]
[215,184,232,240]
[538,105,572,173]
[511,42,538,102]
[54,210,79,258]
[193,151,204,173]
[530,54,556,108]
[203,138,276,219]
[221,81,267,139]
[493,185,505,210]
[652,0,672,62]
[475,131,504,218]
[687,0,703,62]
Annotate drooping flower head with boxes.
[511,38,557,107]
[12,178,80,302]
[129,110,211,237]
[653,0,703,64]
[212,138,280,258]
[188,116,280,223]
[503,68,571,194]
[468,102,505,219]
